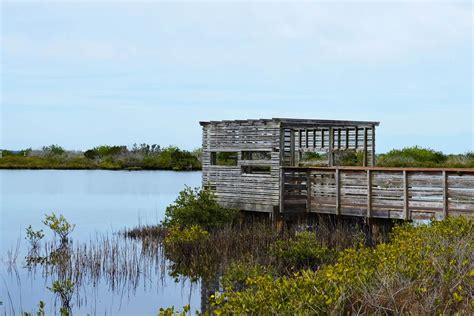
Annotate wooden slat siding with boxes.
[403,170,409,219]
[363,127,368,167]
[367,169,372,217]
[281,166,474,219]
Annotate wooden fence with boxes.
[281,167,474,220]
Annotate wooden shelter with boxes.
[201,118,474,220]
[200,118,379,214]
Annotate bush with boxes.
[212,217,474,315]
[272,231,337,271]
[377,146,447,167]
[163,186,238,229]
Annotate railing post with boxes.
[335,168,341,215]
[280,167,285,214]
[367,169,372,218]
[442,171,448,219]
[403,170,409,220]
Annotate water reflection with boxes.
[1,170,202,315]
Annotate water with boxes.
[0,169,202,315]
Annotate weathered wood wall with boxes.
[201,120,281,213]
[282,166,474,220]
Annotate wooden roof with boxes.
[199,118,380,127]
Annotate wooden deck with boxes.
[281,166,474,220]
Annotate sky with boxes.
[1,1,472,153]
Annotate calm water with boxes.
[0,169,202,315]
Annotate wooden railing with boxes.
[280,167,474,220]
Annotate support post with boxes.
[363,127,368,167]
[355,127,358,149]
[367,169,372,218]
[345,128,349,149]
[306,170,312,213]
[403,170,409,220]
[442,171,448,219]
[329,127,334,166]
[335,168,341,215]
[313,129,316,148]
[280,167,285,214]
[305,129,309,148]
[337,129,341,149]
[290,129,295,166]
[371,126,376,166]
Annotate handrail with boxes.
[281,166,474,173]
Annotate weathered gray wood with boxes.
[371,126,376,166]
[336,168,341,215]
[403,170,409,219]
[442,170,448,219]
[329,127,334,166]
[367,169,372,217]
[363,127,368,167]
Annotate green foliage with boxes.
[163,186,238,229]
[301,152,324,161]
[43,213,75,243]
[84,145,127,159]
[25,225,44,249]
[0,144,201,171]
[23,301,46,316]
[272,231,338,270]
[42,145,65,156]
[212,217,474,315]
[165,225,209,245]
[157,304,190,316]
[377,146,448,167]
[48,279,74,315]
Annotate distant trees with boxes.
[42,145,65,156]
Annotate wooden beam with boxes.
[329,127,334,166]
[363,127,368,167]
[321,129,325,148]
[442,171,448,219]
[280,168,285,213]
[313,129,316,148]
[290,129,295,166]
[306,170,312,213]
[335,168,341,215]
[345,128,349,149]
[403,170,409,220]
[337,128,341,149]
[305,129,309,148]
[371,126,376,166]
[367,169,372,217]
[355,127,358,149]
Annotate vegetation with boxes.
[211,217,474,315]
[0,143,201,171]
[377,146,474,168]
[163,186,238,229]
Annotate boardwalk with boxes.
[281,166,474,220]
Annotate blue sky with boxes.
[1,1,472,153]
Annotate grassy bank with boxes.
[0,144,202,171]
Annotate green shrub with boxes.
[377,146,447,167]
[212,217,474,315]
[163,186,238,229]
[272,231,337,271]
